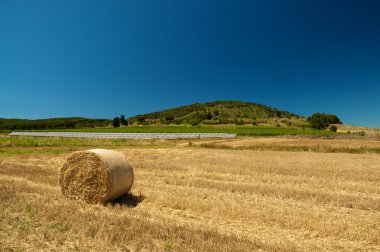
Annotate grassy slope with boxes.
[128,100,305,125]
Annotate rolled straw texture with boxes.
[60,149,134,203]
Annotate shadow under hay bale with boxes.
[110,193,144,208]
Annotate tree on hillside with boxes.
[112,117,120,128]
[329,125,338,132]
[308,113,342,130]
[136,115,146,124]
[204,111,212,120]
[120,115,128,126]
[165,115,174,123]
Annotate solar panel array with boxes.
[9,132,237,139]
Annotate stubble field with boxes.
[0,136,379,251]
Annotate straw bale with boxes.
[60,149,134,203]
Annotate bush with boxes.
[135,115,146,124]
[329,125,337,132]
[235,118,244,125]
[205,112,212,120]
[189,119,201,126]
[354,131,365,136]
[165,115,174,122]
[202,120,220,125]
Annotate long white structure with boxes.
[9,132,236,139]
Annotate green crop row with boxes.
[10,125,338,136]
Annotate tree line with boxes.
[1,112,343,131]
[0,118,111,131]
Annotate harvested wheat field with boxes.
[0,136,380,251]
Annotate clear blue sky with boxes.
[1,0,379,127]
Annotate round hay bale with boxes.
[60,149,134,204]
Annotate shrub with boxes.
[354,131,365,136]
[189,119,201,126]
[159,118,169,124]
[205,112,212,120]
[135,115,146,124]
[235,118,244,125]
[202,120,220,125]
[329,125,338,132]
[165,115,174,122]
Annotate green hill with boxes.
[128,101,307,127]
[0,117,111,131]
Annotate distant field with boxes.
[14,125,339,136]
[0,136,379,251]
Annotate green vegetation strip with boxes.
[1,133,377,155]
[0,137,174,155]
[199,143,380,154]
[16,125,338,137]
